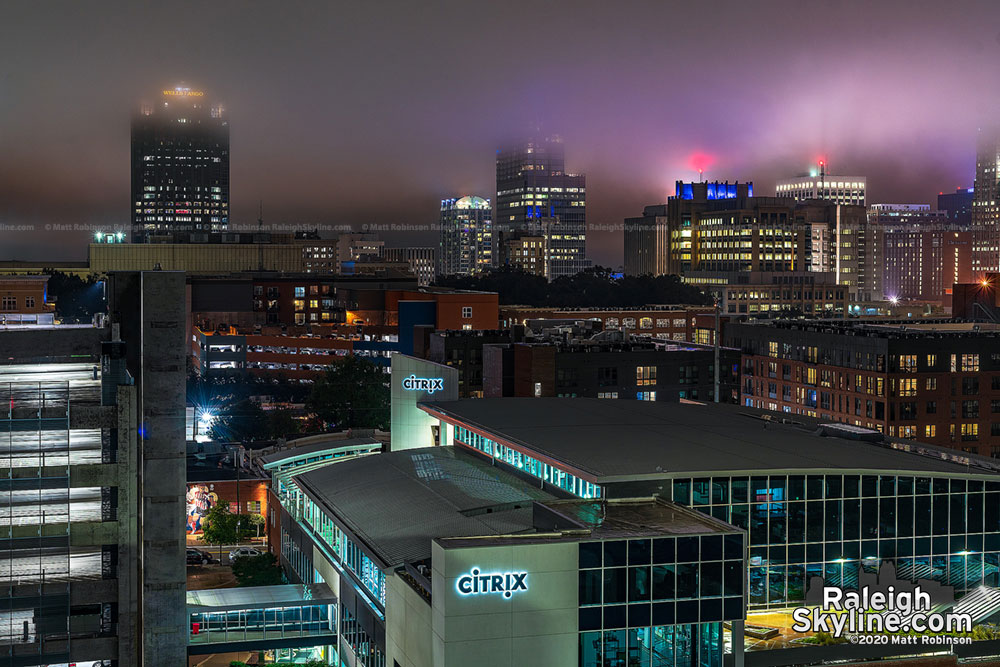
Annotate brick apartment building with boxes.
[727,319,1000,457]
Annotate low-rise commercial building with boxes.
[257,358,1000,666]
[0,275,56,325]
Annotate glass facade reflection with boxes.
[669,474,1000,607]
[580,624,722,667]
[454,426,603,498]
[283,483,387,607]
[578,536,742,667]
[189,603,334,645]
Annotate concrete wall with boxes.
[390,355,458,452]
[386,573,434,667]
[126,271,188,666]
[430,541,578,667]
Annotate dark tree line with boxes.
[192,355,390,443]
[44,271,107,322]
[433,266,711,307]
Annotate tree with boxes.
[433,266,711,307]
[44,270,107,322]
[231,552,284,587]
[307,356,389,429]
[201,504,257,559]
[267,408,301,439]
[209,398,269,443]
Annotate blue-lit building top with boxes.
[675,180,752,201]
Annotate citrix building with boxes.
[267,355,1000,667]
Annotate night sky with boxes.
[3,0,1000,267]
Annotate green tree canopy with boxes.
[208,398,269,443]
[44,270,107,322]
[201,504,258,554]
[307,356,389,430]
[231,552,284,587]
[433,266,711,307]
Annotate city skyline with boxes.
[3,0,1000,268]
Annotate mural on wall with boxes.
[186,484,219,534]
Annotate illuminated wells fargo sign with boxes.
[163,89,205,97]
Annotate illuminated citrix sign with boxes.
[401,375,444,393]
[456,568,528,598]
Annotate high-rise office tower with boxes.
[131,86,230,243]
[0,271,186,666]
[495,135,588,279]
[438,196,492,276]
[776,162,866,206]
[938,187,974,225]
[973,127,1000,275]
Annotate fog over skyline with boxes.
[3,0,1000,267]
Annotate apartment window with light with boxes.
[899,378,917,397]
[899,354,917,372]
[925,425,936,438]
[925,378,937,391]
[961,423,979,441]
[961,354,980,372]
[636,366,657,386]
[637,391,656,401]
[926,354,937,367]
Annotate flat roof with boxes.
[731,319,1000,337]
[187,583,337,612]
[437,497,739,551]
[420,399,997,481]
[294,446,555,568]
[258,436,380,465]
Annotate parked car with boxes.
[186,548,217,565]
[229,547,261,561]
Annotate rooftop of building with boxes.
[292,445,737,563]
[293,446,555,568]
[729,318,1000,338]
[437,497,739,550]
[187,583,337,612]
[257,435,381,466]
[419,399,1000,481]
[500,304,711,313]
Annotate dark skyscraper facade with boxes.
[131,86,230,243]
[939,186,974,225]
[972,126,1000,276]
[495,135,588,279]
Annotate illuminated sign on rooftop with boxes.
[402,375,444,393]
[456,568,528,598]
[163,88,205,97]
